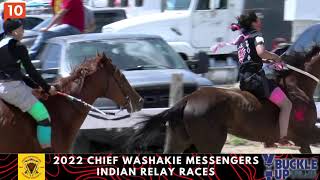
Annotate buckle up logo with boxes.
[262,154,318,180]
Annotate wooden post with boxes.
[169,73,184,107]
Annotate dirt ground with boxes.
[222,135,320,154]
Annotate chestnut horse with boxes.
[129,48,320,154]
[0,53,143,153]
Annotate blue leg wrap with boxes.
[37,125,51,146]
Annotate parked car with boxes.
[22,14,51,30]
[34,33,212,152]
[36,33,213,108]
[22,7,127,48]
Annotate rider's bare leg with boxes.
[269,87,295,148]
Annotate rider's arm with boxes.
[22,76,39,89]
[84,8,96,33]
[255,36,281,62]
[13,42,51,93]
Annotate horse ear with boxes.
[96,50,100,57]
[105,54,113,63]
[101,52,112,63]
[102,52,106,58]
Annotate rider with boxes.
[233,11,295,148]
[0,19,57,152]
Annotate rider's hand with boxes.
[273,62,284,71]
[49,86,57,96]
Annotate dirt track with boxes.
[222,135,320,154]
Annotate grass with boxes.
[225,135,250,146]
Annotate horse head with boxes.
[282,46,320,97]
[55,53,144,113]
[96,52,144,113]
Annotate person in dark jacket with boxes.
[0,19,57,152]
[233,11,295,148]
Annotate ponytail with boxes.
[230,23,241,31]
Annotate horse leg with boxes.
[192,130,227,153]
[163,122,190,154]
[183,144,198,153]
[186,117,227,153]
[299,144,312,154]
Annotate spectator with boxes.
[52,0,63,15]
[29,0,84,59]
[52,0,95,32]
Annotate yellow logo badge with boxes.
[18,154,45,180]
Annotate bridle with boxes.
[57,57,134,120]
[106,62,133,112]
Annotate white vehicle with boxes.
[102,0,291,59]
[125,0,164,17]
[103,0,243,61]
[102,0,291,84]
[284,0,320,42]
[86,0,164,17]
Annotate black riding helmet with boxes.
[3,18,23,34]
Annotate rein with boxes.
[285,64,320,83]
[57,92,130,121]
[266,59,320,84]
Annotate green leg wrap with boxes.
[27,101,50,121]
[27,101,52,147]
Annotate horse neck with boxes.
[55,75,103,151]
[69,75,102,120]
[73,78,99,106]
[296,74,317,99]
[297,58,320,98]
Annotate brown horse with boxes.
[0,53,143,153]
[129,48,320,154]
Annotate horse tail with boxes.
[127,98,188,151]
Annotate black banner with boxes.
[0,154,318,179]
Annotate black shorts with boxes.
[239,70,278,99]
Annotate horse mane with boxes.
[279,46,320,104]
[54,54,105,94]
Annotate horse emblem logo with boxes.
[23,157,40,178]
[18,154,45,180]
